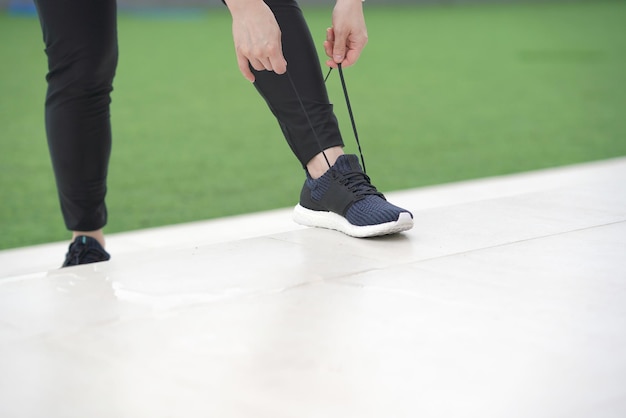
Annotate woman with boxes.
[33,0,413,267]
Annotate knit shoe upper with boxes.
[294,154,413,237]
[62,235,111,267]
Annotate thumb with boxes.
[332,31,347,63]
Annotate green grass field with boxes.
[1,1,625,250]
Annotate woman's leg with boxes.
[34,0,118,248]
[250,0,413,237]
[252,0,345,174]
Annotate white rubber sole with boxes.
[293,204,414,238]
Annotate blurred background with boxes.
[3,0,582,10]
[1,0,625,249]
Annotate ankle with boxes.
[72,230,106,249]
[306,147,344,179]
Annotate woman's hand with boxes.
[225,0,288,82]
[324,0,368,68]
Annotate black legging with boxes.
[34,0,344,232]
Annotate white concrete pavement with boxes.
[1,157,625,417]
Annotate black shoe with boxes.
[62,235,111,267]
[293,154,414,237]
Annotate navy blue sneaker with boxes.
[293,154,413,237]
[62,235,111,267]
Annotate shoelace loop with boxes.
[336,169,384,199]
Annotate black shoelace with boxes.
[286,63,367,174]
[336,169,384,199]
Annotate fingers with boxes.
[229,3,287,82]
[237,54,255,83]
[324,27,335,59]
[324,25,367,69]
[332,29,348,65]
[326,1,367,68]
[340,48,363,68]
[267,45,287,75]
[236,43,287,82]
[249,56,272,72]
[324,27,337,69]
[326,26,349,67]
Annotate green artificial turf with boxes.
[1,1,625,249]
